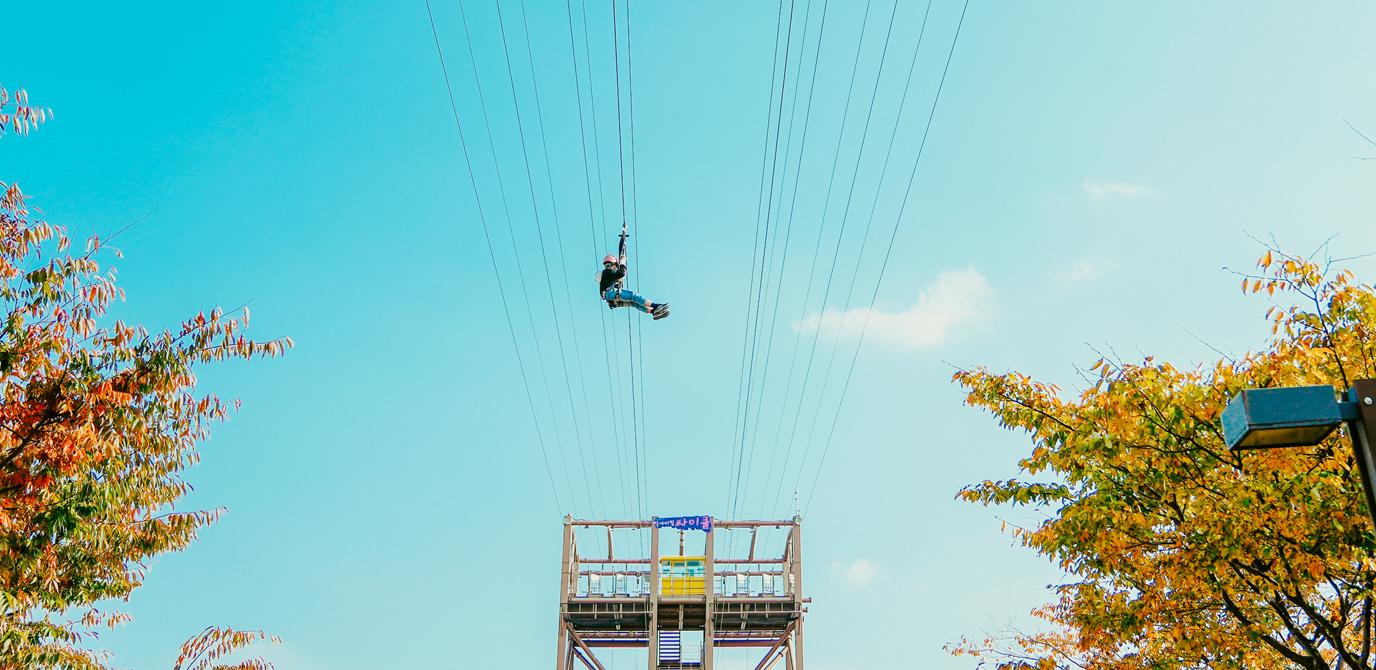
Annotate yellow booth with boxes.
[659,556,706,596]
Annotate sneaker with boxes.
[652,305,670,320]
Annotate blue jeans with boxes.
[604,288,652,313]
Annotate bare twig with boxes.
[1178,323,1236,364]
[1345,119,1376,160]
[100,204,160,248]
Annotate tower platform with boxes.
[556,517,807,670]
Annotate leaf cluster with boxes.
[0,87,288,670]
[0,88,49,138]
[950,249,1376,669]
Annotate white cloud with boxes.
[830,558,877,587]
[795,267,990,349]
[1056,261,1097,283]
[1083,180,1148,199]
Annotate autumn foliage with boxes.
[950,250,1376,669]
[0,88,289,669]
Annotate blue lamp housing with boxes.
[1222,385,1348,451]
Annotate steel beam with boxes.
[649,525,659,670]
[567,629,609,670]
[572,649,598,670]
[746,623,795,670]
[559,516,573,670]
[704,523,715,670]
[750,646,786,670]
[571,520,654,527]
[790,517,804,670]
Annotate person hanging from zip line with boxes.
[598,225,669,320]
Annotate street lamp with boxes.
[1222,380,1376,527]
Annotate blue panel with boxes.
[653,515,713,532]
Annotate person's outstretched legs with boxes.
[604,288,654,314]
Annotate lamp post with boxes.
[1222,380,1376,527]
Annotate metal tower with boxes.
[556,516,807,670]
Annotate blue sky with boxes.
[5,1,1376,668]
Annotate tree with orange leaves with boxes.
[948,250,1376,669]
[0,87,289,669]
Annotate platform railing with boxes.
[570,565,795,599]
[574,567,652,598]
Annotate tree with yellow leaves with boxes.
[0,87,288,669]
[949,250,1376,669]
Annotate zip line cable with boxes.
[759,0,945,525]
[580,0,613,251]
[425,0,563,513]
[609,0,646,525]
[743,2,814,531]
[728,0,791,524]
[515,0,608,518]
[788,0,926,515]
[569,0,639,522]
[493,0,600,518]
[759,0,884,520]
[784,0,936,523]
[727,0,788,512]
[763,0,883,520]
[436,0,961,527]
[742,0,826,522]
[761,0,903,534]
[455,0,583,516]
[564,0,635,521]
[587,0,643,530]
[804,0,972,516]
[755,0,831,520]
[733,0,803,525]
[566,0,635,514]
[624,0,651,521]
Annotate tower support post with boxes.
[704,523,715,670]
[649,523,659,670]
[558,516,573,670]
[556,621,568,670]
[791,516,804,670]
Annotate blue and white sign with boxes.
[653,515,713,532]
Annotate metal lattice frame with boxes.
[557,517,807,670]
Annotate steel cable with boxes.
[565,0,635,520]
[426,0,564,512]
[804,0,972,516]
[493,0,600,517]
[516,0,609,518]
[765,0,889,521]
[788,0,929,515]
[728,0,791,525]
[624,0,651,522]
[609,0,645,525]
[735,0,803,524]
[755,0,831,520]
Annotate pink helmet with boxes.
[603,254,618,265]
